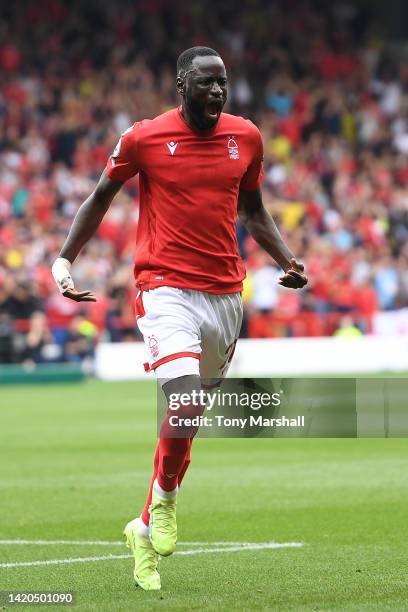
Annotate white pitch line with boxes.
[0,542,304,568]
[0,540,251,547]
[174,542,303,555]
[1,554,132,568]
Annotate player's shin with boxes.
[177,438,192,486]
[149,404,200,556]
[140,438,192,529]
[157,399,202,490]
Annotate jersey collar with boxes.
[176,106,221,137]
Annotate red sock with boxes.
[140,398,202,526]
[157,435,190,491]
[140,438,193,527]
[178,438,192,486]
[155,401,198,491]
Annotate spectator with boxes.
[1,0,408,351]
[22,312,53,365]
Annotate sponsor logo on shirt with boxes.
[227,137,239,160]
[167,141,178,155]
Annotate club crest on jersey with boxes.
[148,335,159,358]
[227,137,239,160]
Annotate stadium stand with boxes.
[1,0,408,363]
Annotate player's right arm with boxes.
[52,124,139,302]
[52,171,124,302]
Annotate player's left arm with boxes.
[238,187,308,289]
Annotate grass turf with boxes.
[1,380,408,611]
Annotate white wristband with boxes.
[52,257,74,294]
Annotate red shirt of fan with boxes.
[106,108,263,293]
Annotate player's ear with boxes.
[176,76,185,96]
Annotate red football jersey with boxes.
[106,107,263,293]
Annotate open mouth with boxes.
[206,101,222,120]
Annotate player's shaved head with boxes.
[177,46,221,77]
[176,47,227,132]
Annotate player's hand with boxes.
[51,257,97,302]
[62,288,96,302]
[279,258,308,289]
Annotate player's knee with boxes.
[162,374,201,400]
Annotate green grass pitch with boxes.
[1,380,408,611]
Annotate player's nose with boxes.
[210,82,223,97]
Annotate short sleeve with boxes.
[106,124,139,182]
[239,122,264,191]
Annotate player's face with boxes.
[182,56,227,130]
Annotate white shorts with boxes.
[135,286,243,381]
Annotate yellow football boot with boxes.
[149,487,177,557]
[123,518,161,590]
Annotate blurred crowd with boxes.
[1,0,408,363]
